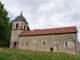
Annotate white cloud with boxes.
[37,2,55,12]
[0,0,80,42]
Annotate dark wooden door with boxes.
[50,48,53,52]
[14,42,17,48]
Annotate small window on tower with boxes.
[16,23,18,28]
[24,25,25,30]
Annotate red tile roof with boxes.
[20,26,77,36]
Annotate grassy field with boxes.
[0,48,80,60]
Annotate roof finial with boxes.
[21,11,22,15]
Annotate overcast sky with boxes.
[0,0,80,42]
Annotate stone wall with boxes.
[79,43,80,56]
[19,33,78,55]
[12,20,28,30]
[10,20,28,48]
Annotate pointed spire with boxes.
[21,11,22,15]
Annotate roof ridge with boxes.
[28,26,76,31]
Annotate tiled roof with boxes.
[20,26,77,36]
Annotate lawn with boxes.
[0,48,80,60]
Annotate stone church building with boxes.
[10,12,80,56]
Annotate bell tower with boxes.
[10,12,28,48]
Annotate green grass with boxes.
[0,48,80,60]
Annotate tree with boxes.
[9,22,12,37]
[0,1,10,47]
[27,26,30,31]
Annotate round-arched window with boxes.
[16,23,18,28]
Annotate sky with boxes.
[0,0,80,42]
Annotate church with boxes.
[10,12,80,56]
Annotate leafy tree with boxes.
[9,22,12,37]
[27,26,30,31]
[0,1,10,47]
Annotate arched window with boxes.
[26,42,28,45]
[24,25,25,30]
[16,23,18,28]
[65,41,67,47]
[44,41,45,45]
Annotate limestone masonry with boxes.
[10,12,80,56]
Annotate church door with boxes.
[50,48,53,52]
[53,45,58,52]
[33,45,35,50]
[14,42,17,48]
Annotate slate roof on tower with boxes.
[13,11,28,24]
[20,26,77,36]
